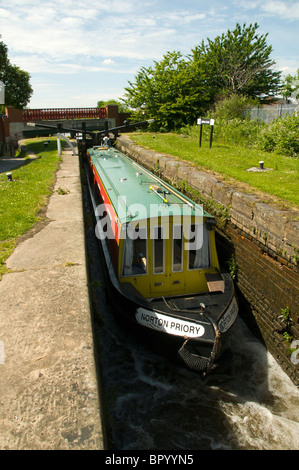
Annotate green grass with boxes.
[131,132,299,207]
[0,137,61,277]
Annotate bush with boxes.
[254,114,299,157]
[212,117,263,147]
[210,94,259,121]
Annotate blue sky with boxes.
[0,0,298,108]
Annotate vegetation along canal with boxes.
[81,164,299,451]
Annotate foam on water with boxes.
[98,311,299,450]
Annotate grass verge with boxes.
[0,137,61,278]
[131,132,299,208]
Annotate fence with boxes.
[23,107,108,122]
[246,104,298,123]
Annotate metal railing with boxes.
[245,104,298,123]
[23,107,107,122]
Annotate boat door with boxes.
[150,223,185,296]
[169,224,185,293]
[149,220,213,297]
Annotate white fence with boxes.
[246,104,298,123]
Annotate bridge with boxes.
[22,107,112,138]
[1,105,129,154]
[22,107,108,122]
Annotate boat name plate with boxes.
[136,308,205,338]
[218,296,238,333]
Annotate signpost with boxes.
[197,118,215,148]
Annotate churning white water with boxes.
[97,305,299,450]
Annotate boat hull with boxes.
[105,270,236,373]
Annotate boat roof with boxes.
[88,146,213,224]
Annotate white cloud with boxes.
[261,1,299,19]
[11,54,136,75]
[0,7,11,18]
[165,11,206,24]
[103,59,115,65]
[1,0,297,107]
[235,0,299,19]
[274,58,299,76]
[0,0,212,66]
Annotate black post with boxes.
[199,124,203,147]
[82,122,86,145]
[95,132,101,145]
[209,125,214,149]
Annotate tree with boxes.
[97,99,130,113]
[281,69,299,103]
[123,51,210,131]
[191,23,281,100]
[0,38,33,109]
[122,24,282,132]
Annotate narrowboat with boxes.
[86,144,238,374]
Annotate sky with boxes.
[0,0,298,109]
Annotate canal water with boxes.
[82,172,299,451]
[96,303,299,450]
[90,254,299,450]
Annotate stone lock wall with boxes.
[116,135,299,385]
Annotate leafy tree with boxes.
[97,99,130,113]
[123,51,210,131]
[0,37,33,109]
[281,69,299,103]
[191,23,281,100]
[123,23,282,131]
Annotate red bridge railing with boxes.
[23,107,108,122]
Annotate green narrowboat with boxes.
[86,144,238,374]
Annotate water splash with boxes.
[98,310,299,450]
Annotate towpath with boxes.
[0,145,104,449]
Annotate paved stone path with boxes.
[0,146,104,449]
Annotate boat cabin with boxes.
[88,146,221,299]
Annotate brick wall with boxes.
[5,106,23,123]
[0,118,5,142]
[116,135,299,385]
[0,107,10,140]
[216,224,299,385]
[0,108,14,155]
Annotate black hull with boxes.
[105,272,235,375]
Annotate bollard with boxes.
[6,172,13,181]
[259,161,264,170]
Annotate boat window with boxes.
[153,226,164,274]
[122,227,147,276]
[173,225,183,272]
[188,223,210,269]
